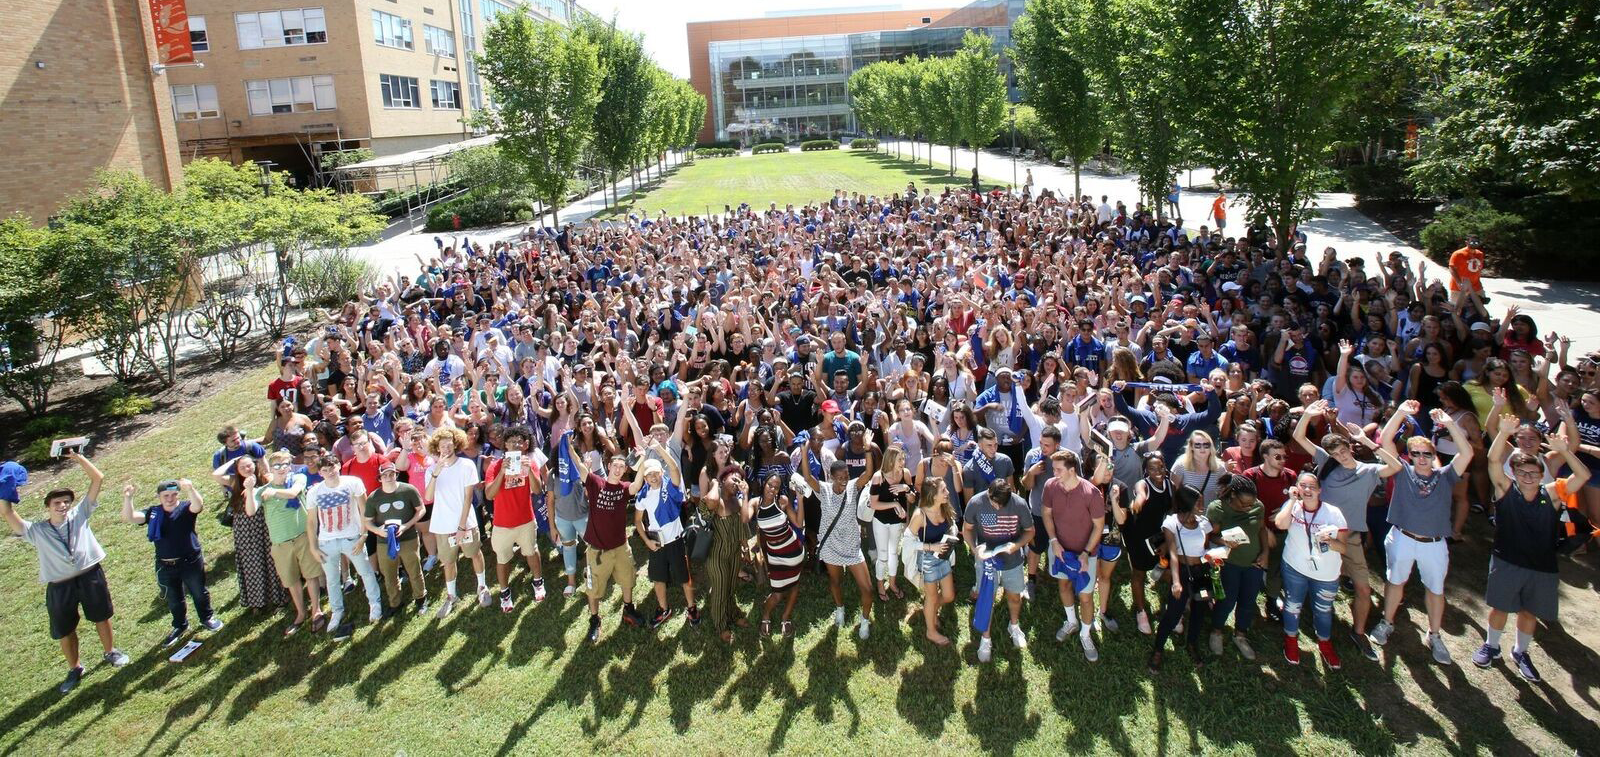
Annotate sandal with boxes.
[888,586,904,600]
[284,621,302,637]
[761,620,772,636]
[781,620,795,637]
[310,615,328,633]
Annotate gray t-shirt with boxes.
[1023,446,1054,517]
[963,453,1015,497]
[963,492,1032,570]
[1312,448,1386,532]
[1386,465,1461,539]
[21,498,107,583]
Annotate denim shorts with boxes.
[918,550,952,584]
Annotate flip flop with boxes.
[284,622,302,637]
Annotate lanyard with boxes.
[48,519,73,556]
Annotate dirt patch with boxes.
[0,336,285,473]
[1357,200,1436,250]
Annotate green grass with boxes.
[3,324,1600,753]
[594,149,997,220]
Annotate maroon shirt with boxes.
[582,473,631,550]
[1044,476,1102,552]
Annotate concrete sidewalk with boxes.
[884,140,1600,355]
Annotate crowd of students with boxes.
[4,181,1596,696]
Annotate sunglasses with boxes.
[271,463,293,470]
[1190,442,1212,449]
[1409,451,1436,460]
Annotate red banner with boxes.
[150,0,195,65]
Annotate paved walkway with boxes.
[345,142,1600,355]
[884,140,1600,356]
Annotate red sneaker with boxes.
[1318,639,1342,670]
[1283,635,1301,665]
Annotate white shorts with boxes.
[1384,529,1449,595]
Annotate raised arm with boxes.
[1432,408,1474,476]
[120,482,146,525]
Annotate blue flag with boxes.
[973,556,999,635]
[1051,550,1093,594]
[556,431,579,497]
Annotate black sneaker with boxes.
[163,625,189,648]
[1264,597,1283,624]
[649,608,675,628]
[1511,650,1542,682]
[622,605,644,627]
[1186,642,1207,667]
[413,598,427,615]
[687,605,701,626]
[58,666,85,694]
[1349,629,1378,661]
[587,614,602,642]
[332,621,353,642]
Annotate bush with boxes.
[800,140,840,151]
[695,140,739,150]
[693,147,738,159]
[20,438,53,467]
[287,249,381,308]
[21,415,70,440]
[1419,199,1532,272]
[423,189,536,232]
[752,143,786,155]
[1343,161,1420,203]
[104,393,154,418]
[848,138,878,150]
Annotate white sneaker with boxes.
[1081,630,1099,662]
[1369,619,1394,646]
[1056,618,1080,642]
[1008,623,1027,649]
[436,596,457,619]
[833,606,846,627]
[1098,614,1119,633]
[326,610,343,634]
[978,637,993,663]
[1429,632,1454,665]
[1234,635,1257,661]
[369,603,383,623]
[858,617,871,640]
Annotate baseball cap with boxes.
[1470,322,1492,333]
[378,461,397,474]
[155,480,180,494]
[821,399,841,414]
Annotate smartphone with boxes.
[51,436,89,458]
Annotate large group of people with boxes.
[4,181,1597,697]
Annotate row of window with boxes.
[182,7,456,57]
[171,74,463,120]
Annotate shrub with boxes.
[1343,161,1420,203]
[847,138,878,150]
[104,393,154,418]
[423,189,536,232]
[1419,199,1531,272]
[800,139,840,151]
[752,143,786,155]
[21,415,71,440]
[20,438,53,467]
[695,140,739,150]
[287,249,381,308]
[693,147,738,159]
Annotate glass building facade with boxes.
[706,0,1024,143]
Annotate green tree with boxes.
[885,55,923,161]
[1185,0,1399,252]
[0,217,98,415]
[848,62,890,151]
[947,32,1008,176]
[1410,0,1600,199]
[1014,0,1102,197]
[476,9,602,226]
[578,17,650,206]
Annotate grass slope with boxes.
[594,150,993,220]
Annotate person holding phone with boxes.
[0,451,130,693]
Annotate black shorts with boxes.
[1030,525,1051,556]
[46,564,115,640]
[647,538,691,586]
[803,494,821,542]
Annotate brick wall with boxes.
[0,0,181,222]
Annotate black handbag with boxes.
[685,512,713,563]
[217,506,235,529]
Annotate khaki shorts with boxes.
[1339,531,1370,585]
[586,544,636,600]
[491,522,538,563]
[270,534,324,586]
[435,529,483,564]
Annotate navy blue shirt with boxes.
[146,504,202,560]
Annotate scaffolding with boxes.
[328,135,500,213]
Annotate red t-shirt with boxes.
[1221,446,1258,474]
[267,374,302,402]
[341,454,383,494]
[582,473,631,551]
[484,457,534,528]
[1244,465,1296,522]
[1044,476,1102,553]
[1499,333,1546,361]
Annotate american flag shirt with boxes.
[963,492,1032,570]
[308,478,366,542]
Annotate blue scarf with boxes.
[976,383,1023,436]
[556,431,580,497]
[636,479,683,527]
[385,524,401,559]
[146,506,168,543]
[1121,381,1205,393]
[972,556,1000,634]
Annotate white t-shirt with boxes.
[427,457,481,534]
[308,477,368,542]
[1161,513,1213,560]
[1281,501,1348,582]
[637,484,685,544]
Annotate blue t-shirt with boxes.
[146,504,201,560]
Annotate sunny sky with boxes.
[578,0,966,79]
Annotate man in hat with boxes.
[363,459,427,618]
[631,445,698,628]
[0,451,129,693]
[120,477,224,648]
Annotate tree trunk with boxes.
[1072,159,1081,200]
[550,196,561,227]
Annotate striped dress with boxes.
[756,497,805,590]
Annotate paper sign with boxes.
[169,640,202,663]
[924,400,948,427]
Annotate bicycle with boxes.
[184,297,252,342]
[254,281,287,336]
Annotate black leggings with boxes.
[1153,563,1211,650]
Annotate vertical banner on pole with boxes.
[150,0,196,65]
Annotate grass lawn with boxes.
[594,149,995,220]
[2,349,1599,751]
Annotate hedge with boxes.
[801,139,840,151]
[695,139,739,150]
[752,143,786,155]
[694,147,738,158]
[1343,161,1420,203]
[847,138,878,149]
[424,189,536,231]
[1419,199,1530,272]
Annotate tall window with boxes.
[481,0,513,22]
[372,10,414,50]
[461,1,482,110]
[246,75,336,115]
[189,16,209,52]
[431,80,461,109]
[423,25,455,57]
[380,74,421,108]
[171,84,220,120]
[236,8,326,49]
